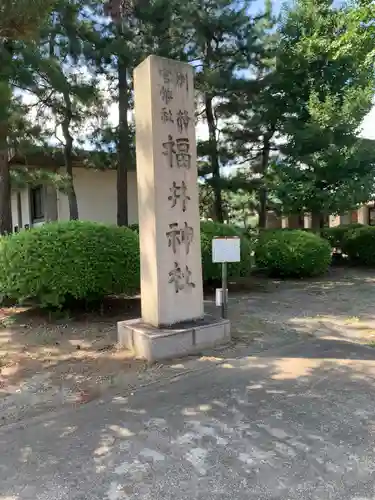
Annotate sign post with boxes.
[221,259,228,319]
[212,236,241,319]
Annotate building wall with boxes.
[357,205,369,225]
[10,168,138,229]
[11,188,31,231]
[57,168,138,225]
[11,191,18,229]
[329,215,341,227]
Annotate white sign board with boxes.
[212,236,241,263]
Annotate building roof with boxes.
[9,148,89,168]
[8,147,135,171]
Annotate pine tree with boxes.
[180,0,256,222]
[86,0,186,226]
[0,0,53,40]
[31,0,103,219]
[0,0,55,234]
[220,0,280,228]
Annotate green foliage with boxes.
[190,0,271,222]
[321,223,364,251]
[129,223,139,233]
[0,0,53,39]
[342,226,375,266]
[199,182,258,228]
[0,221,140,308]
[255,230,331,278]
[2,0,375,241]
[271,0,375,219]
[200,221,253,282]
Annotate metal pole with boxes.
[221,261,228,319]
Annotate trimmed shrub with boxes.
[0,221,140,308]
[321,223,364,251]
[129,223,139,233]
[200,221,253,282]
[255,229,331,278]
[342,226,375,265]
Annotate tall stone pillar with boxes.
[117,55,230,361]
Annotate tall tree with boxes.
[91,0,186,225]
[0,44,14,234]
[32,0,103,220]
[0,0,54,234]
[104,0,134,226]
[181,0,256,223]
[0,0,53,39]
[183,0,278,223]
[272,0,375,229]
[220,0,280,228]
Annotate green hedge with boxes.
[0,220,254,308]
[200,221,253,282]
[0,221,140,308]
[255,229,331,277]
[342,226,375,265]
[321,223,364,251]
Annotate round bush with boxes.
[255,229,331,277]
[321,223,364,251]
[0,221,140,308]
[200,221,253,283]
[342,226,375,265]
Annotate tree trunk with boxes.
[0,146,12,235]
[205,95,223,223]
[311,212,325,232]
[258,130,272,229]
[288,214,304,229]
[117,49,129,227]
[258,187,267,228]
[62,90,79,220]
[0,42,12,235]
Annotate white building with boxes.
[9,150,138,230]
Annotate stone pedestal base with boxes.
[117,315,231,362]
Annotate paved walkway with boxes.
[2,337,375,499]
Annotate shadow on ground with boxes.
[1,337,375,499]
[2,267,375,429]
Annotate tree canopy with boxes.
[0,0,53,39]
[0,0,374,233]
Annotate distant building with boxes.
[9,149,138,231]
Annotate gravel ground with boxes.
[1,267,373,427]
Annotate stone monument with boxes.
[117,55,230,361]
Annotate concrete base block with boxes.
[117,315,231,362]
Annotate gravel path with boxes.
[2,267,373,427]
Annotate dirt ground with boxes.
[0,298,144,392]
[1,267,374,425]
